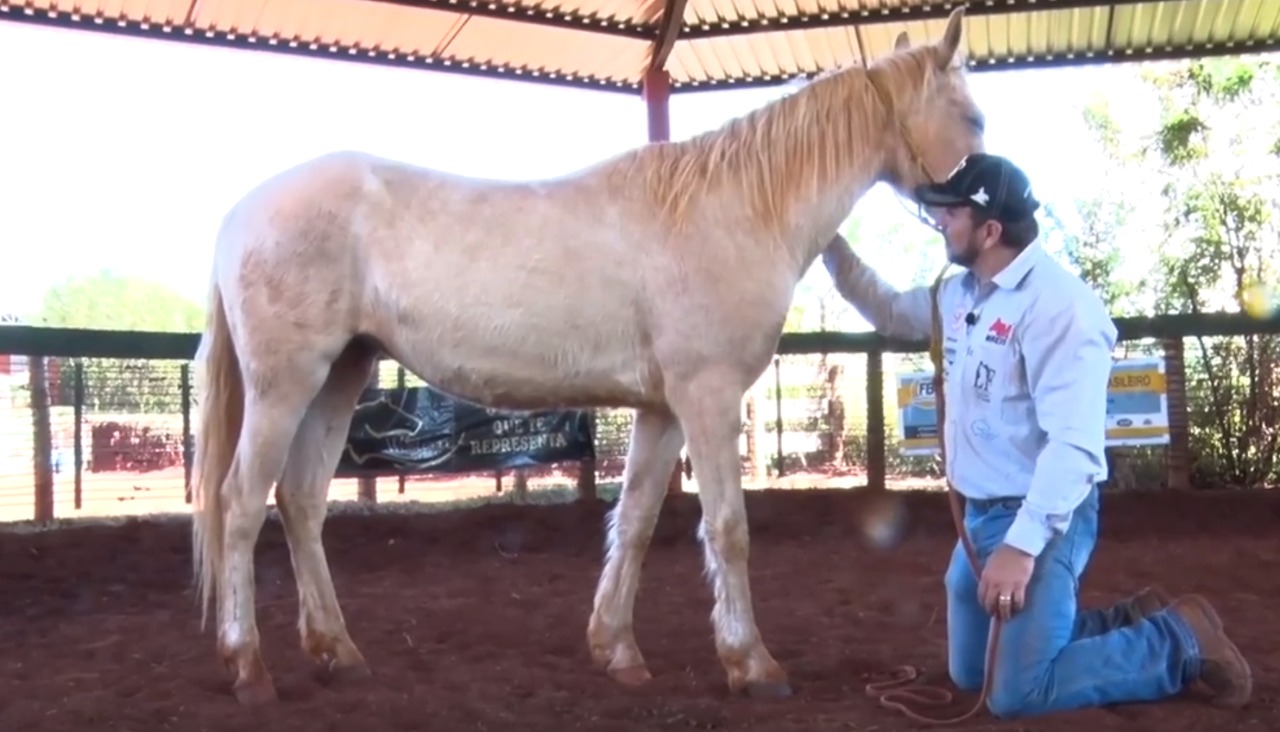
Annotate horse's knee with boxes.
[699,512,749,565]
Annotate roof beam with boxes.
[678,0,1178,40]
[647,0,691,72]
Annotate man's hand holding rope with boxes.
[978,545,1034,621]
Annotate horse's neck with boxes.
[790,169,883,263]
[767,73,895,269]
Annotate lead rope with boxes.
[860,262,1002,724]
[857,65,1004,723]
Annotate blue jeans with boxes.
[944,486,1203,718]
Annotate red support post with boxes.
[642,67,683,497]
[643,67,671,143]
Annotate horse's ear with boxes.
[893,31,910,51]
[935,6,967,69]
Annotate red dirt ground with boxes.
[1,486,1278,731]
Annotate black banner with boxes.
[335,386,595,477]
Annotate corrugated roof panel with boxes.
[670,25,867,85]
[136,0,190,23]
[949,9,1114,65]
[1110,0,1264,53]
[258,0,327,43]
[209,0,461,54]
[857,18,952,60]
[1116,2,1166,49]
[443,17,651,83]
[1250,0,1280,42]
[525,0,664,25]
[210,0,270,36]
[672,33,725,80]
[711,33,755,77]
[1261,1,1280,41]
[1225,0,1264,39]
[684,0,940,30]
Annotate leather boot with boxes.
[1167,594,1252,708]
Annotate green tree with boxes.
[39,270,204,333]
[37,271,204,414]
[1051,93,1154,316]
[1133,58,1280,487]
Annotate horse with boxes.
[189,7,986,705]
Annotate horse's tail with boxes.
[190,280,245,632]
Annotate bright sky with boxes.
[0,20,1168,324]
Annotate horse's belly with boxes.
[380,304,660,411]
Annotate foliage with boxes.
[1094,58,1280,488]
[36,271,204,415]
[1054,95,1151,316]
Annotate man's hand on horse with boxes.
[978,544,1034,621]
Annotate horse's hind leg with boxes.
[667,370,790,698]
[274,340,379,682]
[219,361,330,704]
[587,406,684,684]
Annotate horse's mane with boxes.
[612,48,940,234]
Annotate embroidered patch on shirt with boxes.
[985,317,1014,346]
[972,360,995,402]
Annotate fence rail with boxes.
[2,310,1278,524]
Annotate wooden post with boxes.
[865,349,886,491]
[577,411,598,501]
[74,359,85,510]
[29,356,54,523]
[824,362,846,466]
[357,365,379,503]
[512,467,529,504]
[774,356,785,477]
[577,459,598,501]
[1163,336,1192,490]
[744,387,767,483]
[397,366,407,495]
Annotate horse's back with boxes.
[212,149,668,410]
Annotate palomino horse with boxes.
[190,7,985,704]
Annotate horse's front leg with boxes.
[587,406,684,684]
[668,369,791,697]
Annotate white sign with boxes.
[895,357,1170,454]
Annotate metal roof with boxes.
[3,0,1278,94]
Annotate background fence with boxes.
[1,312,1278,524]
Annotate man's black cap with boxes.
[914,153,1040,223]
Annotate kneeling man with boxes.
[821,153,1251,718]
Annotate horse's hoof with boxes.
[744,680,794,699]
[233,677,279,706]
[608,665,653,686]
[316,659,372,686]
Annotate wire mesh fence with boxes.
[1,318,1277,524]
[0,351,941,522]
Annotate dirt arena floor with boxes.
[1,486,1278,731]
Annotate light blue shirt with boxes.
[823,240,1118,557]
